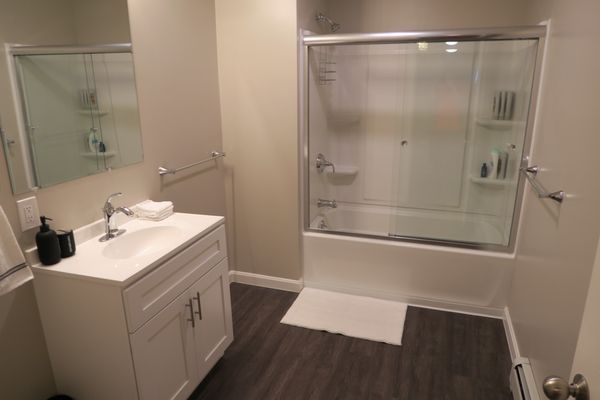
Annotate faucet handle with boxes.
[103,192,123,214]
[316,153,335,173]
[105,192,123,204]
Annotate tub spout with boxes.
[317,198,337,208]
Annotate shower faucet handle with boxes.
[316,153,336,173]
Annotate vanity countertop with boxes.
[30,213,224,286]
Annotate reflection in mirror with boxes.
[10,48,142,189]
[0,0,143,194]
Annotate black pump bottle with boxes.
[36,216,61,266]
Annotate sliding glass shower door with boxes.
[305,34,540,248]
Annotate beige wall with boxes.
[0,0,225,397]
[0,2,78,397]
[323,0,531,32]
[73,0,131,44]
[216,0,301,279]
[507,0,600,383]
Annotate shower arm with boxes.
[315,12,340,33]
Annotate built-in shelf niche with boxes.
[475,118,526,130]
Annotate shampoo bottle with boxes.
[480,163,488,178]
[490,148,500,179]
[36,216,61,266]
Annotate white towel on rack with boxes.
[0,206,33,296]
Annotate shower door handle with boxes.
[0,128,15,146]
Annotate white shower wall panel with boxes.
[314,44,475,212]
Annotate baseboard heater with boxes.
[510,358,540,400]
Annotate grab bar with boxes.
[158,150,225,176]
[520,165,564,203]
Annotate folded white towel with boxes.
[137,211,173,222]
[137,205,173,216]
[137,206,173,218]
[137,200,173,215]
[137,207,173,220]
[0,206,33,296]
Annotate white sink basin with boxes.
[102,226,184,260]
[30,213,225,286]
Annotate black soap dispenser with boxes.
[36,216,61,266]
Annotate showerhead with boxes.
[316,12,341,32]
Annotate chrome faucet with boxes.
[316,153,335,173]
[317,198,337,208]
[99,192,134,242]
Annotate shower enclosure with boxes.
[302,27,544,251]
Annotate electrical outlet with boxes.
[17,196,40,231]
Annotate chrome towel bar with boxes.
[520,165,564,203]
[158,150,225,176]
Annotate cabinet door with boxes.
[189,258,234,380]
[130,290,199,400]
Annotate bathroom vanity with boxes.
[31,213,233,400]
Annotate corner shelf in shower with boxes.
[326,166,359,177]
[81,151,117,159]
[327,113,361,125]
[78,109,110,117]
[469,175,516,187]
[475,118,525,130]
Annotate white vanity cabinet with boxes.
[130,259,232,400]
[32,216,233,400]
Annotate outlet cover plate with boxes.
[17,196,40,231]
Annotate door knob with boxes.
[543,374,589,400]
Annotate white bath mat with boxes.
[280,288,408,345]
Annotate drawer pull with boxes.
[194,292,203,320]
[185,299,195,328]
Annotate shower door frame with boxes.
[300,25,547,253]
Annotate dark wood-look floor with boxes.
[190,283,512,400]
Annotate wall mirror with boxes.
[0,0,143,194]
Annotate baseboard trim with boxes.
[227,271,506,319]
[304,280,505,319]
[503,306,521,360]
[228,270,303,293]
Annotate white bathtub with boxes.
[304,205,515,316]
[310,204,506,245]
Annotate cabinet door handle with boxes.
[185,299,195,328]
[193,292,202,320]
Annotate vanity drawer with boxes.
[123,225,227,332]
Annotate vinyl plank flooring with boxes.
[189,283,513,400]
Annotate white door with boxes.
[130,290,199,400]
[190,258,234,380]
[540,237,600,400]
[566,238,600,397]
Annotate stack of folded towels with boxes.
[136,200,174,221]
